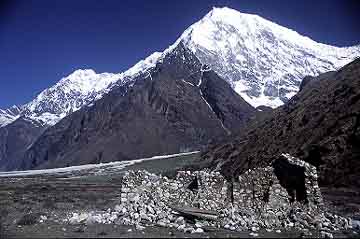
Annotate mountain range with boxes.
[0,7,359,172]
[1,7,359,128]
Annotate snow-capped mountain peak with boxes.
[178,7,360,108]
[0,54,162,127]
[0,105,22,127]
[21,69,122,125]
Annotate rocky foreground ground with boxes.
[0,153,359,238]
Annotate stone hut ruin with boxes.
[119,153,324,215]
[173,153,323,211]
[67,153,352,236]
[106,153,351,234]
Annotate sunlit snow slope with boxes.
[0,106,21,127]
[180,7,360,108]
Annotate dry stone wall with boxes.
[175,170,228,210]
[65,154,354,237]
[232,153,323,212]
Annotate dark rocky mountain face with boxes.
[0,117,45,170]
[13,43,255,171]
[202,58,360,188]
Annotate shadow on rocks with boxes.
[0,208,9,238]
[17,213,39,226]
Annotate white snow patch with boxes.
[0,114,19,128]
[182,79,195,87]
[197,76,202,87]
[240,92,284,109]
[285,91,297,99]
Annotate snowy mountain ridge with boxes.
[179,7,360,107]
[0,105,22,127]
[0,6,359,127]
[0,51,162,127]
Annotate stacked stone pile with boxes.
[217,202,352,236]
[65,154,355,237]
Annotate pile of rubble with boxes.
[66,154,354,237]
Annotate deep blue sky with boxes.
[0,0,359,109]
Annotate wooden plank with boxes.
[169,205,218,220]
